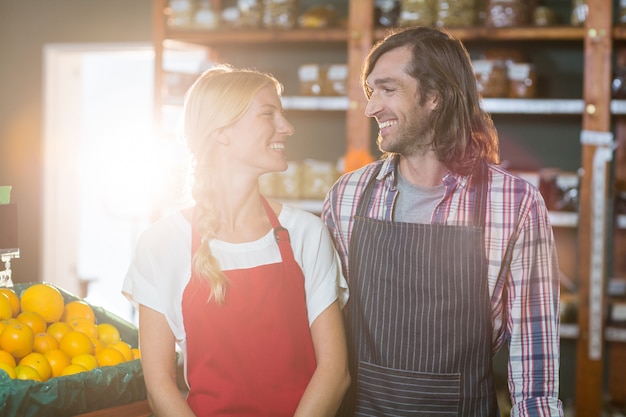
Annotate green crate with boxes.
[0,282,146,417]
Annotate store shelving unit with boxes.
[152,1,625,414]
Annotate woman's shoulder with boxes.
[277,203,323,230]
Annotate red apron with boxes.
[182,197,317,416]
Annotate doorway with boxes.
[43,43,157,323]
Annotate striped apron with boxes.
[341,163,498,416]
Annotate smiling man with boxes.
[322,26,563,417]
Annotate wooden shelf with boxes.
[375,26,586,42]
[281,96,349,111]
[162,28,349,44]
[549,211,578,228]
[482,99,584,114]
[613,25,626,40]
[611,100,626,115]
[165,97,626,116]
[607,327,626,343]
[560,324,626,343]
[561,323,579,339]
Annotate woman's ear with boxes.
[214,126,231,145]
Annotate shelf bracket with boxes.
[580,130,616,359]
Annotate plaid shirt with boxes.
[321,157,563,417]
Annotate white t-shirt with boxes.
[122,204,348,363]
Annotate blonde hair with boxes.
[183,64,283,304]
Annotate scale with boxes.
[0,200,18,288]
[0,249,18,288]
[580,130,616,360]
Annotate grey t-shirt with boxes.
[394,170,445,224]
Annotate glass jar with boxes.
[398,0,436,27]
[475,0,487,24]
[436,0,477,28]
[570,0,587,26]
[507,63,537,98]
[262,0,298,29]
[485,0,533,28]
[238,0,263,28]
[620,0,626,25]
[323,64,348,96]
[298,64,325,96]
[192,0,219,29]
[167,0,194,28]
[473,59,508,98]
[375,0,401,27]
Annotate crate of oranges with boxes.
[0,282,146,417]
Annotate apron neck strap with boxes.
[471,162,489,228]
[260,196,290,244]
[356,163,384,218]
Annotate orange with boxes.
[44,349,71,378]
[47,321,72,343]
[0,321,34,359]
[95,347,125,367]
[90,337,103,355]
[97,323,121,347]
[20,283,65,323]
[0,361,16,378]
[19,352,52,381]
[0,349,16,367]
[60,364,87,376]
[59,330,94,358]
[0,289,20,317]
[16,311,47,334]
[67,317,98,340]
[0,319,18,340]
[32,332,59,354]
[14,364,42,381]
[108,341,133,362]
[0,295,12,320]
[62,300,96,324]
[71,353,97,371]
[131,348,141,360]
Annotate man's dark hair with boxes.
[363,26,500,175]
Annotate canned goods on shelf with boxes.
[398,0,436,27]
[262,0,298,29]
[436,0,477,28]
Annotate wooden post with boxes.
[575,1,613,415]
[343,0,375,171]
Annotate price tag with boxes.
[581,130,616,360]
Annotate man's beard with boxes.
[377,118,433,156]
